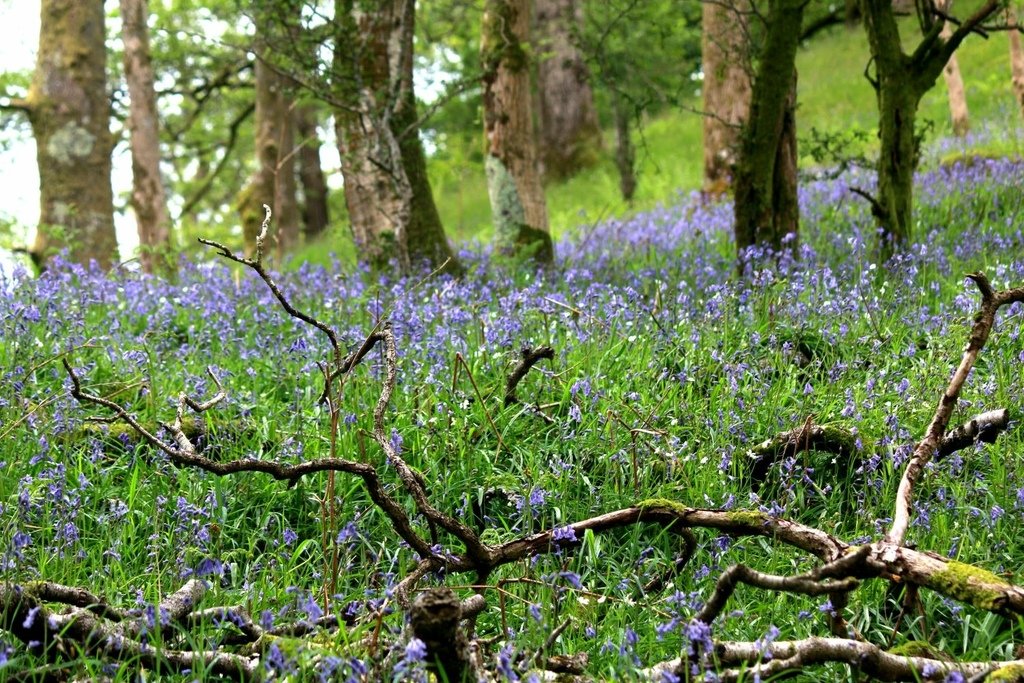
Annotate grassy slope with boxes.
[432,16,1022,244]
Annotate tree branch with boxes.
[888,273,1024,545]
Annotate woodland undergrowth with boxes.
[2,158,1024,681]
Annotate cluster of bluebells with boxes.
[1,155,1024,675]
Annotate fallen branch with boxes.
[748,408,1012,486]
[888,273,1024,545]
[504,345,555,406]
[409,588,478,682]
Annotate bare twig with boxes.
[199,206,343,370]
[374,326,491,565]
[695,546,870,625]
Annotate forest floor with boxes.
[2,146,1024,679]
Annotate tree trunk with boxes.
[482,0,554,263]
[238,56,298,260]
[534,0,603,182]
[120,0,172,275]
[939,7,969,136]
[28,0,118,269]
[862,1,920,257]
[612,93,636,203]
[333,0,460,273]
[861,0,999,257]
[772,74,799,247]
[733,0,804,264]
[701,0,752,196]
[294,104,329,241]
[1009,6,1024,120]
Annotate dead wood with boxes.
[505,345,555,406]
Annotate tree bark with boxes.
[534,0,603,182]
[939,5,969,137]
[27,0,118,269]
[482,0,554,263]
[860,0,998,257]
[333,0,460,273]
[733,0,804,265]
[612,92,636,203]
[1009,6,1024,120]
[238,56,298,260]
[701,0,752,196]
[294,104,329,241]
[119,0,173,275]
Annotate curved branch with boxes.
[888,273,1024,544]
[504,345,554,406]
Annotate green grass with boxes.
[4,157,1024,680]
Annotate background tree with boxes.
[294,103,329,241]
[1009,3,1024,119]
[701,0,752,196]
[481,0,553,263]
[149,0,255,239]
[575,0,701,203]
[733,0,805,264]
[860,0,1000,256]
[938,1,970,136]
[237,52,298,259]
[534,0,603,182]
[2,0,118,269]
[120,0,173,274]
[332,0,461,272]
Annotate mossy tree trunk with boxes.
[294,104,329,241]
[238,55,298,260]
[861,0,999,258]
[119,0,173,275]
[482,0,555,264]
[733,0,805,266]
[701,0,752,196]
[26,0,118,269]
[534,0,603,182]
[332,0,460,273]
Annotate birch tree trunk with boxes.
[238,56,298,260]
[534,0,602,181]
[333,0,459,272]
[294,104,329,241]
[27,0,118,269]
[482,0,554,263]
[119,0,172,274]
[702,0,752,196]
